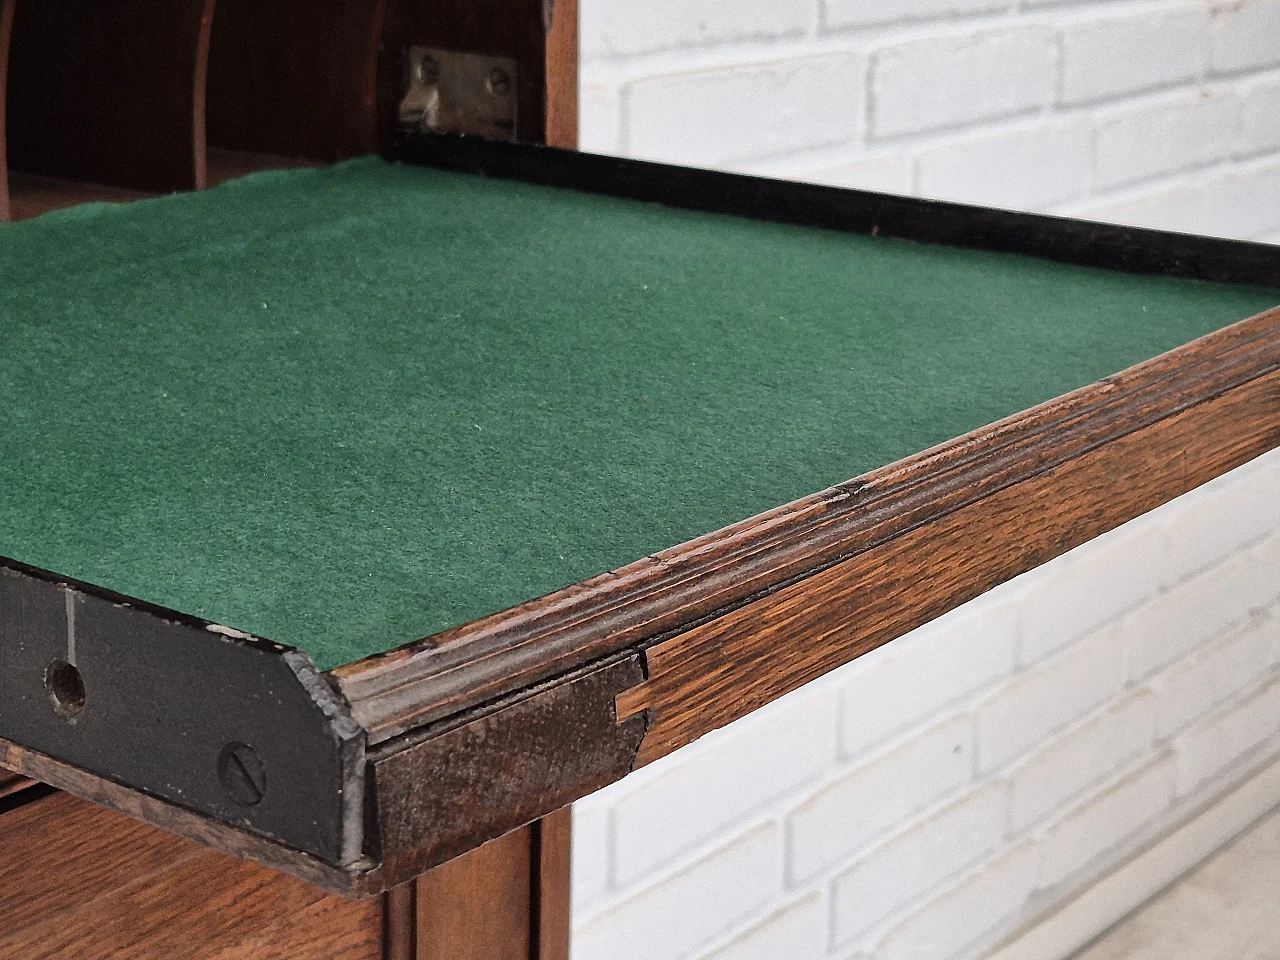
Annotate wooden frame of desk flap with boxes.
[1,141,1276,899]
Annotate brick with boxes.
[1240,75,1280,155]
[572,824,782,960]
[1201,161,1280,238]
[839,598,1016,759]
[625,55,861,167]
[915,119,1090,209]
[1017,517,1165,665]
[1037,756,1176,887]
[803,152,914,194]
[1059,6,1209,105]
[1094,91,1242,189]
[1160,453,1280,585]
[977,624,1126,772]
[1175,676,1280,796]
[1128,549,1276,680]
[831,784,1007,945]
[873,844,1037,960]
[572,802,611,912]
[1210,0,1280,74]
[579,83,621,155]
[702,893,826,960]
[787,714,974,882]
[824,0,1009,32]
[1152,617,1278,740]
[581,0,812,59]
[1008,691,1155,833]
[870,28,1056,139]
[612,686,836,886]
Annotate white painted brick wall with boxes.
[580,0,1280,241]
[572,3,1280,957]
[574,448,1280,960]
[870,28,1058,138]
[1058,6,1208,105]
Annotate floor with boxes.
[1074,806,1280,960]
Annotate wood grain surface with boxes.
[0,769,33,800]
[416,827,532,960]
[0,0,13,221]
[5,0,214,192]
[207,0,386,161]
[0,791,383,959]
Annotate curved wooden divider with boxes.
[0,0,14,221]
[5,0,215,194]
[206,0,386,163]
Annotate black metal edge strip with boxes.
[390,131,1280,288]
[0,554,367,867]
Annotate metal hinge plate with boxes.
[399,47,518,142]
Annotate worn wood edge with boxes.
[366,654,646,887]
[618,367,1280,763]
[0,736,388,898]
[0,0,13,222]
[334,306,1280,742]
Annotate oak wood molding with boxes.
[5,0,215,193]
[334,306,1280,746]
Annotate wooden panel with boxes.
[416,826,533,960]
[378,0,575,147]
[5,0,214,192]
[0,0,13,221]
[206,0,386,161]
[535,809,572,960]
[618,365,1280,762]
[0,791,383,960]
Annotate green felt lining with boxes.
[1,158,1276,671]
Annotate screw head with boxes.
[418,55,440,85]
[218,742,266,806]
[487,68,511,97]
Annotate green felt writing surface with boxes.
[1,158,1276,671]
